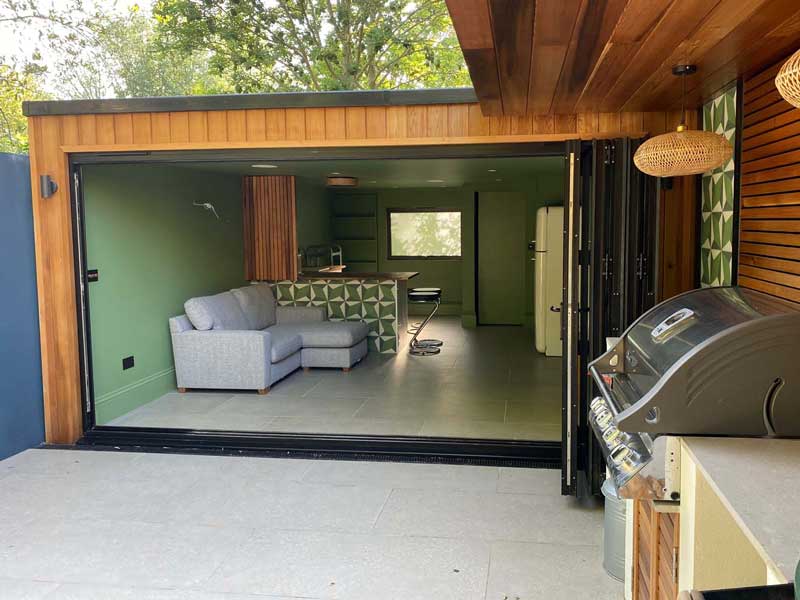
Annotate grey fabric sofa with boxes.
[169,283,369,394]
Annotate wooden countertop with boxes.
[681,437,800,581]
[298,270,419,281]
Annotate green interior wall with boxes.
[701,85,737,287]
[295,176,332,249]
[375,188,475,322]
[84,164,245,424]
[294,163,564,329]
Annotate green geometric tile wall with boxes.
[271,279,399,353]
[701,86,737,287]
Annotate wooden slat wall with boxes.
[242,176,298,282]
[739,58,800,303]
[633,499,680,600]
[48,105,670,154]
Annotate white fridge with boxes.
[534,206,564,357]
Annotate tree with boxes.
[49,7,228,99]
[153,0,470,93]
[0,59,46,153]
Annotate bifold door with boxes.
[561,139,658,497]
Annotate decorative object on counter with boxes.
[634,65,732,177]
[272,278,399,353]
[775,49,800,108]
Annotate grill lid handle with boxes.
[651,307,695,342]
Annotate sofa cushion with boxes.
[285,321,370,348]
[265,326,303,363]
[185,291,250,331]
[231,284,276,330]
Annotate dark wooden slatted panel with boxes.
[740,60,800,304]
[242,175,298,282]
[447,0,800,115]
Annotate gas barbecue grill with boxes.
[588,286,800,490]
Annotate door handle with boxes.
[550,305,561,313]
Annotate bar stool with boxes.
[408,288,443,356]
[407,287,441,334]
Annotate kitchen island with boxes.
[271,271,419,353]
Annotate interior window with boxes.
[388,209,462,258]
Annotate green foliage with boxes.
[48,8,228,99]
[390,211,461,257]
[0,60,47,153]
[153,0,470,92]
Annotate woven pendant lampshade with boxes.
[633,65,732,177]
[633,126,733,177]
[775,48,800,108]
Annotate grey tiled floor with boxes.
[0,449,622,599]
[109,318,562,441]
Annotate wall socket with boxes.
[122,356,134,370]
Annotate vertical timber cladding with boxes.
[242,175,298,282]
[739,59,800,303]
[28,102,674,444]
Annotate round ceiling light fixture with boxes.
[775,49,800,108]
[326,176,358,187]
[633,65,732,177]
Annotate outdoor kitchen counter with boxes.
[677,437,800,591]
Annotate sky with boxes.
[0,0,151,91]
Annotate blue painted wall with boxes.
[0,153,44,459]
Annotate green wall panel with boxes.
[272,279,398,353]
[84,165,245,424]
[701,86,737,287]
[295,176,332,250]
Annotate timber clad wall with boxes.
[243,175,298,282]
[27,101,684,444]
[739,60,800,303]
[40,104,675,151]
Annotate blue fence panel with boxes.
[0,153,44,459]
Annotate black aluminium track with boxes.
[23,87,478,117]
[69,140,567,467]
[69,141,567,165]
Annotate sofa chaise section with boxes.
[169,283,369,393]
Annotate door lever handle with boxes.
[550,305,561,313]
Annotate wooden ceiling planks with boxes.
[526,0,582,114]
[549,0,628,114]
[447,0,800,116]
[446,0,503,115]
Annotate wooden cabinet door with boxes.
[633,499,680,600]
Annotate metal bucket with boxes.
[602,477,627,582]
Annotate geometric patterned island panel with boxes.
[272,279,399,353]
[701,85,737,288]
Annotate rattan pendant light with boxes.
[775,49,800,108]
[633,65,732,177]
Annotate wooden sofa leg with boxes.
[303,367,311,373]
[342,367,351,372]
[257,387,270,395]
[177,387,187,393]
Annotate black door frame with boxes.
[69,141,567,466]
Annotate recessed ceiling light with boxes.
[252,164,278,168]
[495,178,503,182]
[368,180,377,184]
[426,179,444,183]
[330,172,341,175]
[488,169,497,172]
